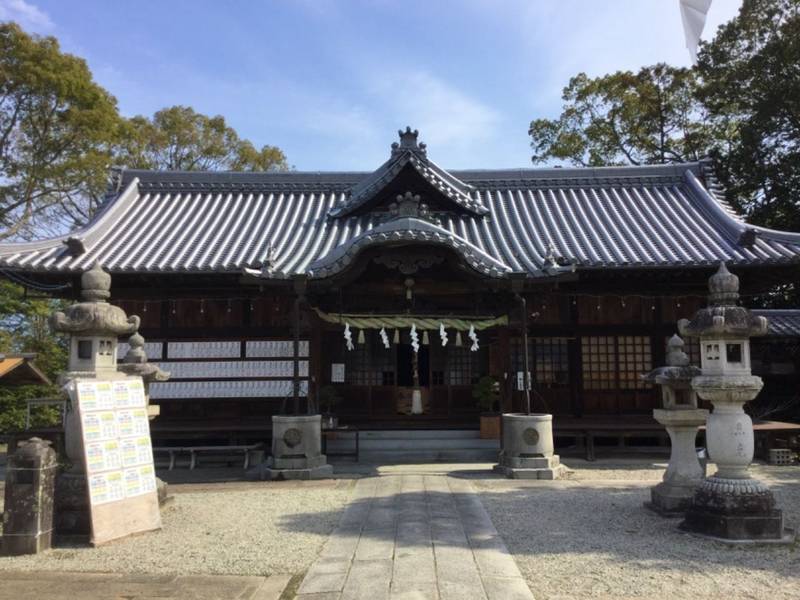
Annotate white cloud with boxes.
[362,68,504,167]
[0,0,54,31]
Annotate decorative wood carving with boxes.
[373,250,444,275]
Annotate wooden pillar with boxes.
[494,327,513,414]
[292,277,308,415]
[309,309,324,414]
[568,294,583,418]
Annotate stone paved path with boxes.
[296,475,534,600]
[0,571,290,599]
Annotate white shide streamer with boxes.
[379,327,390,349]
[468,324,479,352]
[344,323,354,351]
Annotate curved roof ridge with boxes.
[0,177,141,256]
[306,216,512,279]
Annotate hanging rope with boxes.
[312,307,508,331]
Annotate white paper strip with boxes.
[680,0,713,62]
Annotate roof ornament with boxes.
[542,242,577,276]
[739,228,758,248]
[708,261,739,306]
[388,191,438,224]
[107,166,125,197]
[391,126,427,158]
[62,236,86,257]
[249,244,279,275]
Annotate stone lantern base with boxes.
[645,407,708,517]
[681,477,794,543]
[248,415,333,481]
[493,413,566,480]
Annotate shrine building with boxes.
[1,128,799,446]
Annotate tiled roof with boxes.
[1,131,799,280]
[752,310,800,337]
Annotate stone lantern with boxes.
[118,332,170,418]
[118,332,171,505]
[643,335,706,515]
[49,263,140,539]
[678,263,791,542]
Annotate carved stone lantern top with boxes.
[50,263,139,337]
[678,262,768,340]
[642,335,701,395]
[119,332,170,385]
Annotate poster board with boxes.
[71,378,161,546]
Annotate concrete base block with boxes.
[493,463,567,480]
[259,464,334,481]
[645,481,696,517]
[1,531,52,556]
[497,454,560,470]
[272,454,329,470]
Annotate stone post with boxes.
[678,263,792,542]
[643,335,707,516]
[2,437,57,555]
[248,415,333,481]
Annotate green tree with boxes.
[698,0,800,233]
[529,64,716,167]
[0,279,67,433]
[0,22,121,240]
[118,106,289,172]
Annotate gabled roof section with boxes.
[306,205,512,279]
[751,309,800,337]
[328,127,488,218]
[0,144,799,280]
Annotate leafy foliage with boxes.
[697,0,800,233]
[472,375,500,413]
[0,22,121,240]
[0,280,67,434]
[529,1,800,233]
[118,106,289,172]
[0,26,290,238]
[529,65,715,167]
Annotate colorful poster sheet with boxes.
[74,379,156,506]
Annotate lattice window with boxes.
[618,336,652,390]
[344,336,394,386]
[533,338,570,384]
[512,338,570,385]
[446,345,486,385]
[581,336,618,390]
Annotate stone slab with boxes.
[493,464,567,480]
[297,474,534,600]
[261,464,334,481]
[0,571,290,600]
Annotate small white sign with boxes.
[516,371,532,391]
[331,363,345,383]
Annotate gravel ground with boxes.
[0,481,352,577]
[474,462,800,600]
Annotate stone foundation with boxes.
[493,453,566,480]
[681,477,794,543]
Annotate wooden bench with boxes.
[554,419,669,461]
[153,444,263,470]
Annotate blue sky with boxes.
[2,0,742,171]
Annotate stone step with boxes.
[328,438,499,451]
[351,448,500,463]
[350,429,483,440]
